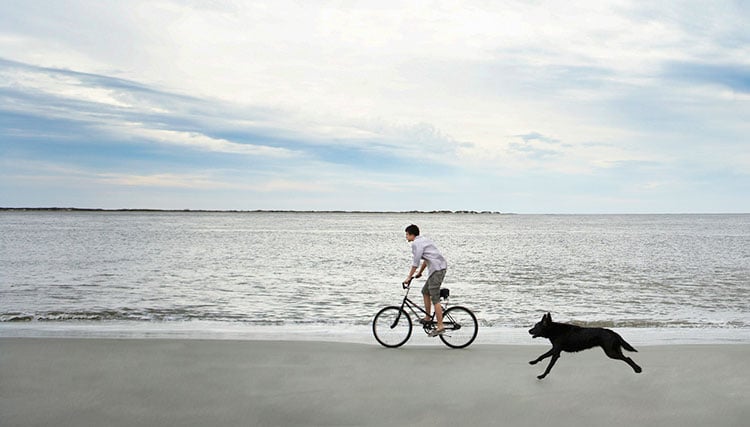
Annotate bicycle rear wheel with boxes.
[439,306,478,349]
[373,306,412,348]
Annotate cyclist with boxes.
[403,224,447,337]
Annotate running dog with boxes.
[528,312,642,379]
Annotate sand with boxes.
[1,338,748,427]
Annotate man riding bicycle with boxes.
[403,224,447,337]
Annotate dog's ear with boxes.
[544,312,551,323]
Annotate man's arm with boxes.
[406,239,424,284]
[405,261,428,283]
[404,265,418,284]
[416,261,427,278]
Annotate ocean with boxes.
[1,211,749,344]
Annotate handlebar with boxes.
[402,275,422,289]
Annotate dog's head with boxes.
[528,312,552,338]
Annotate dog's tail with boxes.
[619,336,638,352]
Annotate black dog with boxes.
[528,313,642,379]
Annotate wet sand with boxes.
[1,338,748,426]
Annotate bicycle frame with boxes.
[393,283,447,329]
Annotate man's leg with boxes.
[422,293,432,321]
[434,300,444,330]
[428,269,447,331]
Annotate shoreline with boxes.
[1,338,748,427]
[2,322,750,345]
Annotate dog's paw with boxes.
[529,360,537,365]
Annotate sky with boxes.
[1,1,748,213]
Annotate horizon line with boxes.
[2,207,748,215]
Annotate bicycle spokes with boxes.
[391,311,404,329]
[438,306,478,349]
[373,306,413,348]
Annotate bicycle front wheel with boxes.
[439,306,478,349]
[372,306,412,348]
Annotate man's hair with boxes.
[405,224,420,236]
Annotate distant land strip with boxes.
[0,207,510,214]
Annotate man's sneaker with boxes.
[428,328,445,337]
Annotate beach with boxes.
[1,338,748,426]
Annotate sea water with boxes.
[1,211,748,344]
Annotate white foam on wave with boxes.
[2,321,749,345]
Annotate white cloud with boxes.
[1,1,748,212]
[97,172,223,189]
[5,2,745,141]
[0,67,132,108]
[96,172,327,193]
[112,123,298,158]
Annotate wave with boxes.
[0,309,231,323]
[2,310,748,329]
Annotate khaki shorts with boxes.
[422,269,447,304]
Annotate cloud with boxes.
[107,124,298,158]
[1,57,466,169]
[508,132,564,161]
[1,1,749,212]
[0,59,305,159]
[1,68,131,108]
[96,172,328,193]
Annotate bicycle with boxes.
[372,279,478,349]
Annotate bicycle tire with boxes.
[372,306,412,348]
[439,306,478,349]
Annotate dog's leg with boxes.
[608,353,643,373]
[537,351,560,380]
[603,345,643,373]
[529,348,556,365]
[623,357,642,373]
